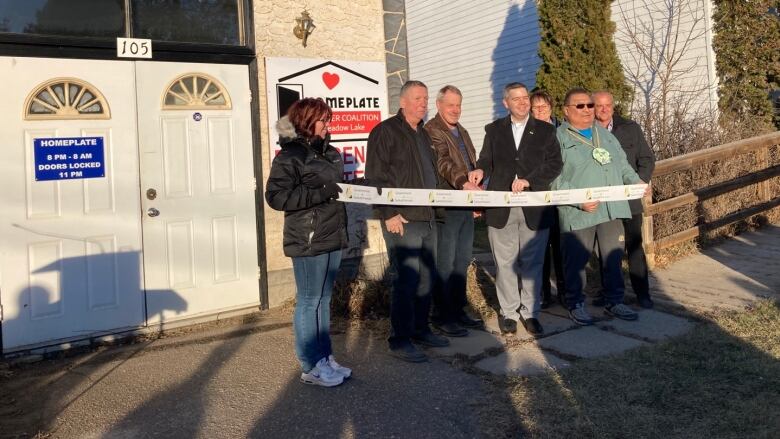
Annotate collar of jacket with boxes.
[559,121,600,148]
[282,134,332,155]
[428,112,462,133]
[498,114,539,134]
[395,108,425,132]
[611,113,631,128]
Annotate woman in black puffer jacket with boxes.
[265,98,349,387]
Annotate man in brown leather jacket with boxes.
[424,85,484,336]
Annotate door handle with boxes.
[147,207,160,217]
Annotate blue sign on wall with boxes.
[34,137,106,181]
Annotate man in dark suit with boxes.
[468,82,563,336]
[593,90,656,308]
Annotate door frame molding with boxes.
[248,58,270,309]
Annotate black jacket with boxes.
[476,115,562,230]
[365,109,443,222]
[611,114,655,214]
[265,119,347,257]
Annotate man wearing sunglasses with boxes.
[552,88,649,325]
[468,82,562,337]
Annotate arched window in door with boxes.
[24,78,111,120]
[162,73,232,110]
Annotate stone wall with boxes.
[253,1,389,306]
[383,0,409,113]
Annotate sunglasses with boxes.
[567,103,595,109]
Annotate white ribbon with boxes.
[336,183,647,207]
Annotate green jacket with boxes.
[551,121,642,231]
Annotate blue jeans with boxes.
[434,209,474,323]
[292,250,342,372]
[561,219,625,309]
[382,221,437,348]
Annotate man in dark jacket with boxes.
[366,80,449,362]
[424,85,484,337]
[468,82,563,337]
[594,90,656,308]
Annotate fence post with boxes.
[756,146,770,202]
[642,183,655,269]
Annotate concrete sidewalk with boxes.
[1,316,488,439]
[0,301,697,438]
[5,226,778,437]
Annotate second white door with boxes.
[135,61,260,323]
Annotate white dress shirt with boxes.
[511,114,530,149]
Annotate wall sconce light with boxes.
[293,10,316,47]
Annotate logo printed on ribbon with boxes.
[334,183,648,207]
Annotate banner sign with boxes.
[336,183,648,207]
[265,57,389,180]
[33,137,106,181]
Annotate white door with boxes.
[0,57,145,351]
[135,61,260,323]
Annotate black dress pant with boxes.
[623,213,650,298]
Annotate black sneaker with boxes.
[637,296,654,309]
[432,322,468,337]
[411,331,450,347]
[519,315,544,337]
[456,313,484,329]
[498,316,517,334]
[389,343,428,363]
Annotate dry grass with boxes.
[466,261,499,319]
[331,269,392,321]
[489,300,780,439]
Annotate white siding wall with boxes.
[611,0,719,116]
[406,0,720,139]
[406,0,541,151]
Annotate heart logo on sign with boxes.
[322,72,340,89]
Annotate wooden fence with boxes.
[642,131,780,266]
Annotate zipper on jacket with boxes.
[308,210,318,245]
[408,126,435,219]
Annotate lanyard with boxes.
[567,127,611,165]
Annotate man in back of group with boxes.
[593,90,656,309]
[552,88,648,325]
[366,80,450,363]
[468,82,562,337]
[424,85,484,337]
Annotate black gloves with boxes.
[323,181,343,198]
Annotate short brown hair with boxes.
[436,85,462,101]
[503,82,528,100]
[530,89,554,107]
[287,98,332,139]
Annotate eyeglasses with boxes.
[531,105,551,110]
[566,103,595,109]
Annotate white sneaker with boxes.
[300,358,344,387]
[328,355,352,379]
